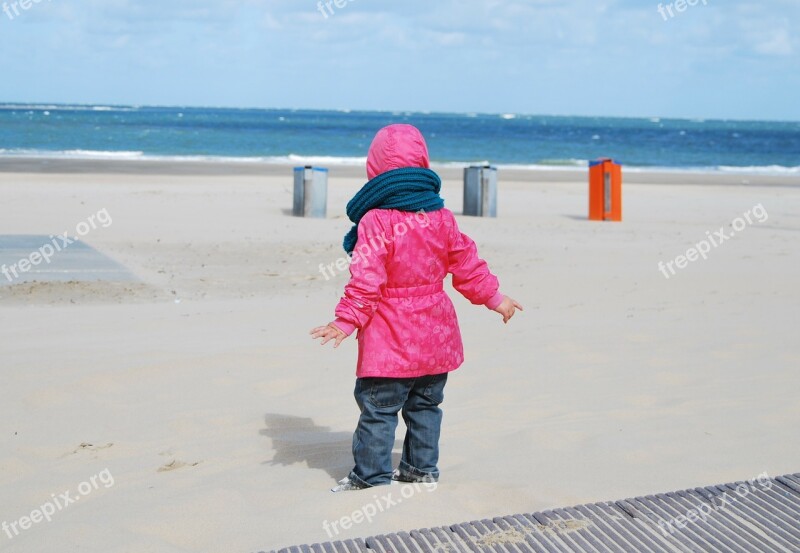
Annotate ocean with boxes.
[1,104,798,174]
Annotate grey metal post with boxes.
[464,167,479,216]
[463,165,497,217]
[481,166,497,217]
[293,166,328,218]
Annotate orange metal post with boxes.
[589,158,622,222]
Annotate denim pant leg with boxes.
[400,373,447,481]
[350,377,413,488]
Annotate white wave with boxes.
[281,154,367,166]
[433,160,588,172]
[717,165,800,175]
[435,160,491,169]
[621,165,800,176]
[146,155,275,163]
[500,113,516,120]
[63,150,145,159]
[622,166,719,174]
[0,149,369,166]
[0,104,63,111]
[0,149,796,176]
[0,104,136,112]
[0,148,35,156]
[437,161,800,175]
[0,148,145,159]
[493,163,587,172]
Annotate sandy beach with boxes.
[1,161,798,553]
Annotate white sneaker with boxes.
[392,469,438,484]
[331,476,367,493]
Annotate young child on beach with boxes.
[310,124,522,492]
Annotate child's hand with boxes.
[310,323,348,348]
[493,296,523,324]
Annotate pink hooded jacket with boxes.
[333,124,504,378]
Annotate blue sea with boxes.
[1,104,798,174]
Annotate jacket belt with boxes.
[383,282,444,298]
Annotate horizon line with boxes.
[1,101,798,125]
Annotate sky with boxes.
[0,0,798,120]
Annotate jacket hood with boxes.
[366,124,430,181]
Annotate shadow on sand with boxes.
[261,413,402,482]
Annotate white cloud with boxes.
[1,0,798,118]
[754,28,793,56]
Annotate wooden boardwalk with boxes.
[268,472,800,553]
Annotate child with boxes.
[310,124,522,492]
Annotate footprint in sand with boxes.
[157,460,200,473]
[63,442,114,458]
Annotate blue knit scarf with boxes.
[343,167,445,254]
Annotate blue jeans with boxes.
[348,373,448,488]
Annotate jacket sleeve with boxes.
[333,211,389,336]
[448,218,503,309]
